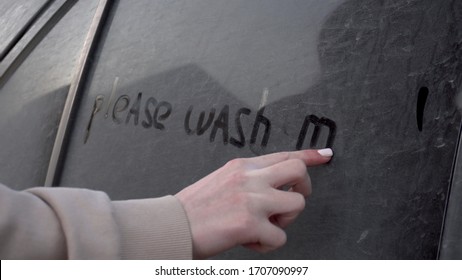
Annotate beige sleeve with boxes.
[0,184,192,259]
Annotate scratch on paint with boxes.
[259,88,269,110]
[357,230,369,243]
[105,76,119,118]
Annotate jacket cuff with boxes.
[112,195,192,259]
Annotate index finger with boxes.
[246,148,333,169]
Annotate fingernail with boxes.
[317,148,333,157]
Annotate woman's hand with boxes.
[175,148,333,259]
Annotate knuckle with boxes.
[273,231,288,249]
[279,231,288,246]
[290,159,307,176]
[256,230,287,253]
[279,152,291,162]
[293,193,306,212]
[306,173,313,196]
[225,158,247,170]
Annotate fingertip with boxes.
[301,148,333,166]
[317,148,333,157]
